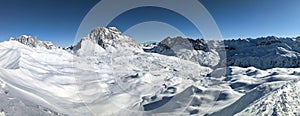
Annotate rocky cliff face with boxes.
[70,27,140,56]
[73,27,138,49]
[10,35,58,49]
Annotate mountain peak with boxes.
[72,27,139,55]
[90,27,121,35]
[82,27,137,49]
[9,35,58,49]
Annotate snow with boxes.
[224,36,300,69]
[236,80,300,116]
[0,39,212,115]
[21,35,29,38]
[0,28,299,115]
[147,36,221,68]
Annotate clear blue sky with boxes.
[0,0,300,46]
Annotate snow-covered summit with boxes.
[9,35,58,49]
[71,27,140,55]
[75,27,137,49]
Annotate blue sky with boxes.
[0,0,99,46]
[0,0,300,46]
[201,0,300,39]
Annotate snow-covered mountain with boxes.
[69,27,140,56]
[145,36,221,68]
[224,36,300,69]
[10,35,59,49]
[0,27,299,116]
[144,36,300,70]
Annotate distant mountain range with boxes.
[10,28,300,70]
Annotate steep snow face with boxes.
[10,35,58,49]
[0,41,21,69]
[0,41,76,115]
[146,37,221,68]
[224,36,300,69]
[0,78,61,116]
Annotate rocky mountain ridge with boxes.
[9,35,58,49]
[8,27,300,70]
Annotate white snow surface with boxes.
[0,28,299,116]
[0,40,213,115]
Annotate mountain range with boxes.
[0,27,299,116]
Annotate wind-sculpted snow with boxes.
[0,38,217,115]
[72,42,216,115]
[236,80,300,116]
[209,67,300,116]
[0,28,299,116]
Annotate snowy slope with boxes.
[0,36,214,115]
[0,27,299,116]
[236,80,300,116]
[209,66,300,116]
